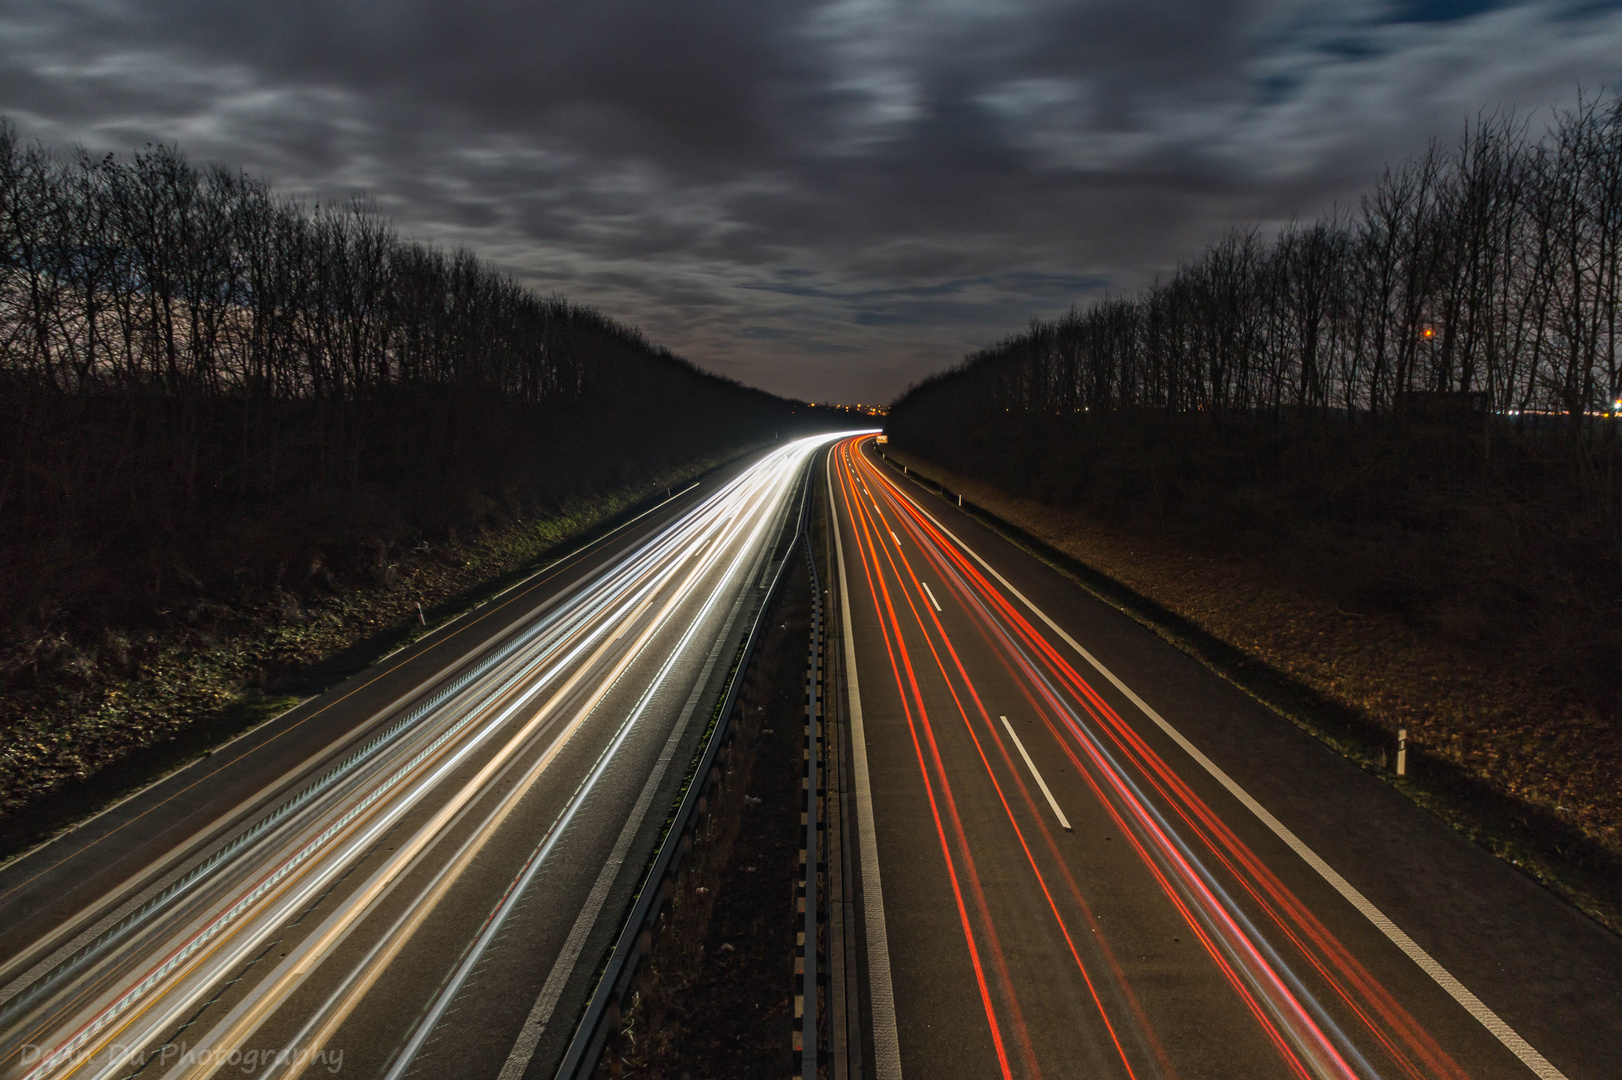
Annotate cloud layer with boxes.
[3,0,1620,400]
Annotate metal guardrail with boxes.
[551,450,820,1080]
[796,534,825,1078]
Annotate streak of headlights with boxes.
[3,434,847,1080]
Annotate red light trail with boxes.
[830,436,1468,1080]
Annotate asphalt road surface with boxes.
[0,432,848,1080]
[828,435,1621,1080]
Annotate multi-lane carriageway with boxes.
[827,435,1620,1080]
[1,430,1617,1080]
[0,433,857,1080]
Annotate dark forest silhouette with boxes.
[0,125,800,633]
[890,94,1622,723]
[893,96,1620,436]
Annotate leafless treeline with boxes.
[0,124,770,409]
[0,126,791,623]
[893,94,1622,438]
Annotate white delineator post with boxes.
[1397,727,1407,777]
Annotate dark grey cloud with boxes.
[2,0,1620,401]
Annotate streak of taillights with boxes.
[837,444,1158,1079]
[843,436,1467,1080]
[844,454,1162,1079]
[837,455,1031,1080]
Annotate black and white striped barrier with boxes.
[794,544,825,1078]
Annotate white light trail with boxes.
[3,434,857,1080]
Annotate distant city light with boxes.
[813,401,886,416]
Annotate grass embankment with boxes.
[0,454,737,862]
[884,448,1622,934]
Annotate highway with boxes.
[0,432,846,1080]
[827,435,1622,1080]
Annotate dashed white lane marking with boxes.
[883,462,1570,1080]
[920,581,942,613]
[1000,716,1071,832]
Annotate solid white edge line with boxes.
[831,450,904,1080]
[875,446,1569,1080]
[920,581,942,613]
[999,716,1071,832]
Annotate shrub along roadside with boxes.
[0,452,741,863]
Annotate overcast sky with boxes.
[2,1,1619,402]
